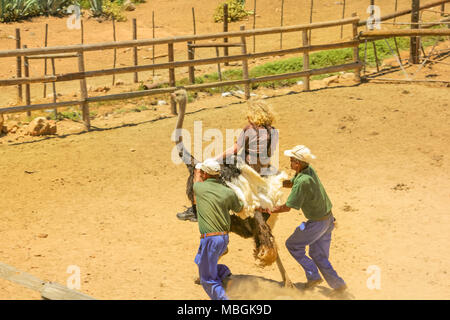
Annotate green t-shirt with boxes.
[286,165,332,221]
[193,178,244,234]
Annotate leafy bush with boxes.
[213,0,252,23]
[102,0,126,21]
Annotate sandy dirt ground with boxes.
[1,81,449,300]
[0,1,449,300]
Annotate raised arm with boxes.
[214,142,239,162]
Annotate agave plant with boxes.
[37,0,75,16]
[89,0,102,16]
[0,0,40,22]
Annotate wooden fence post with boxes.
[352,14,361,82]
[192,7,197,41]
[253,0,257,53]
[369,2,380,72]
[223,3,229,66]
[77,51,90,130]
[187,41,195,84]
[168,43,177,114]
[43,24,48,98]
[152,11,155,77]
[302,30,310,91]
[280,0,284,49]
[112,17,117,86]
[341,0,346,39]
[23,45,31,117]
[441,3,445,16]
[81,19,84,44]
[392,0,402,64]
[410,0,421,64]
[372,42,380,72]
[394,0,398,23]
[216,47,223,83]
[51,58,57,117]
[133,18,138,83]
[15,28,22,102]
[309,0,314,41]
[240,25,250,100]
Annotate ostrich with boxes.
[171,88,292,287]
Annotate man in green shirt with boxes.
[270,145,347,294]
[193,158,244,300]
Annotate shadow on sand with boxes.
[223,274,354,300]
[5,83,363,147]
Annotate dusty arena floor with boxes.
[0,81,449,299]
[0,0,449,300]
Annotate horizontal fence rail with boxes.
[0,262,96,300]
[0,61,363,115]
[0,40,360,88]
[358,0,450,26]
[359,29,450,39]
[0,17,365,128]
[0,17,359,59]
[86,61,363,103]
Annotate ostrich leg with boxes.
[275,245,294,288]
[253,211,277,264]
[253,211,293,288]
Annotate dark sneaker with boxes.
[176,206,197,222]
[304,279,323,290]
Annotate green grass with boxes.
[47,110,82,121]
[171,34,447,93]
[135,105,149,112]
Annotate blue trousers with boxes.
[285,215,346,289]
[194,234,231,300]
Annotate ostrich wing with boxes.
[228,163,287,219]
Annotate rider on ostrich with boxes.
[172,89,293,286]
[177,100,279,222]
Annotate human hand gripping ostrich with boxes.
[171,88,293,288]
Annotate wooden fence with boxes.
[1,0,449,130]
[0,17,362,130]
[0,262,96,300]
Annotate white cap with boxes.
[195,158,221,175]
[284,145,316,162]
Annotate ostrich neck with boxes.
[174,98,187,143]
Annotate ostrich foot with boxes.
[284,278,294,288]
[253,244,278,267]
[253,211,277,266]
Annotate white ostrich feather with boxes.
[227,163,288,220]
